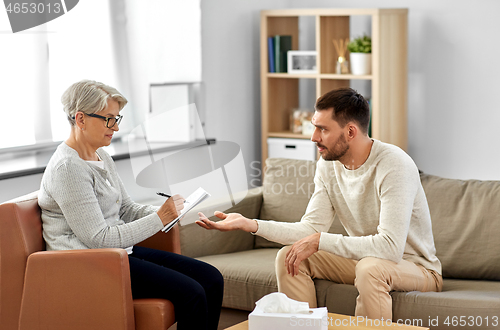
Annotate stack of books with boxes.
[268,35,292,73]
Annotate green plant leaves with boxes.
[347,35,372,53]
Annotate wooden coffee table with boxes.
[224,313,429,329]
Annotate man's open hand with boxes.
[196,211,258,233]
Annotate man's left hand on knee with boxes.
[285,233,321,276]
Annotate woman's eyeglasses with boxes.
[85,113,123,128]
[73,112,123,128]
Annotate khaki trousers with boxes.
[276,246,443,320]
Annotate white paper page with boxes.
[161,187,210,233]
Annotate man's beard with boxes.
[317,133,349,161]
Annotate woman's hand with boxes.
[196,211,258,233]
[157,194,185,226]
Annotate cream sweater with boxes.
[39,142,164,251]
[256,140,442,274]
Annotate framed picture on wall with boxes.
[287,51,317,74]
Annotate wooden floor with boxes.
[168,308,250,330]
[217,308,250,329]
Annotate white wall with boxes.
[122,0,202,131]
[202,0,500,181]
[201,0,288,185]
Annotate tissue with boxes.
[255,292,310,314]
[249,293,328,330]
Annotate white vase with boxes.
[350,53,372,75]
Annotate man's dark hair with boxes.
[315,87,370,134]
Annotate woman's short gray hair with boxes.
[61,80,128,126]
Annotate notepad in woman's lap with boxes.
[161,187,210,233]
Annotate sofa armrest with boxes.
[180,187,264,258]
[19,248,135,330]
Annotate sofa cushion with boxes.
[256,158,317,248]
[391,279,500,330]
[316,279,500,329]
[420,173,500,280]
[180,187,263,258]
[196,249,280,311]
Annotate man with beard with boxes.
[196,88,442,321]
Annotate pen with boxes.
[157,192,187,203]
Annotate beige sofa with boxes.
[180,158,500,329]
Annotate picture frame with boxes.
[287,51,318,74]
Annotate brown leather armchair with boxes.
[0,192,179,330]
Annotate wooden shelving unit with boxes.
[260,8,408,165]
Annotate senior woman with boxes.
[38,80,223,330]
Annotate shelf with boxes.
[266,73,373,80]
[320,74,372,80]
[267,73,317,79]
[261,8,408,167]
[268,132,312,139]
[261,8,407,17]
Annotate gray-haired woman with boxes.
[38,80,223,330]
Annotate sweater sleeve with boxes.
[105,158,160,223]
[255,163,336,244]
[318,155,419,263]
[49,159,163,249]
[118,177,160,223]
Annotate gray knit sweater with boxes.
[39,142,164,251]
[256,140,442,274]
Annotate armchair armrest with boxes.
[136,223,181,254]
[19,248,135,330]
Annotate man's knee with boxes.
[276,246,292,277]
[355,257,390,289]
[276,245,292,263]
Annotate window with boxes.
[47,0,120,142]
[0,0,201,150]
[0,17,45,148]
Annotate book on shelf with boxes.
[269,35,292,73]
[268,37,275,73]
[161,187,210,233]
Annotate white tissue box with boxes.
[249,306,328,330]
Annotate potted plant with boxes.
[347,35,372,75]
